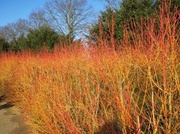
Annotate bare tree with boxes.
[28,9,51,29]
[0,19,29,42]
[45,0,93,42]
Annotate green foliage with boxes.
[16,34,28,51]
[119,0,155,21]
[59,34,75,46]
[90,8,123,45]
[9,34,27,52]
[90,8,113,37]
[89,0,156,46]
[0,25,71,52]
[154,0,180,11]
[0,37,9,52]
[171,0,180,10]
[26,26,59,51]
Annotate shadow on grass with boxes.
[95,120,136,134]
[0,95,6,102]
[95,120,123,134]
[0,95,14,110]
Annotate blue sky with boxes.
[0,0,106,27]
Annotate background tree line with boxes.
[0,0,179,52]
[0,0,92,52]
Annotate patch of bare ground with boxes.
[0,95,28,134]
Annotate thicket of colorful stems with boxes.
[0,2,179,134]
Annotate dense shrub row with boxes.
[0,2,179,134]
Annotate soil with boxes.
[0,96,28,134]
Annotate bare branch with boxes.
[44,0,93,40]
